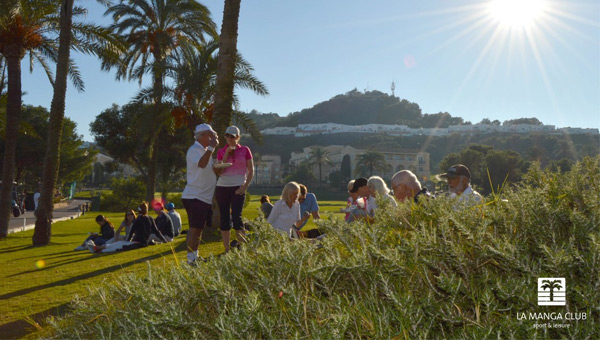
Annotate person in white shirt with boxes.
[367,176,398,211]
[439,164,482,206]
[182,124,220,265]
[267,182,310,235]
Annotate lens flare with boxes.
[403,55,417,69]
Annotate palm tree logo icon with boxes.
[538,278,566,306]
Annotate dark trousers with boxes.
[84,234,108,246]
[215,186,245,231]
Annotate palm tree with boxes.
[541,279,563,302]
[33,1,122,245]
[104,0,217,202]
[354,151,390,177]
[307,146,333,183]
[0,0,90,237]
[162,40,267,140]
[212,0,241,141]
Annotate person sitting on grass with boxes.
[87,202,163,253]
[75,215,115,251]
[341,179,367,222]
[391,170,432,203]
[346,178,374,223]
[438,164,482,206]
[166,203,182,236]
[298,184,320,228]
[148,201,173,243]
[260,195,273,219]
[266,181,310,236]
[112,209,136,242]
[367,176,398,211]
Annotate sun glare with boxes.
[488,0,547,29]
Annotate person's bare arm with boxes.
[235,158,254,195]
[198,134,218,168]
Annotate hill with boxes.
[246,89,466,129]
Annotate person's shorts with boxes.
[182,198,212,230]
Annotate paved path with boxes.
[8,199,91,234]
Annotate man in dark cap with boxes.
[439,164,482,205]
[347,177,374,222]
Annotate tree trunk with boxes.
[0,53,23,237]
[145,54,164,202]
[145,136,159,202]
[212,0,242,140]
[33,0,74,246]
[318,163,322,183]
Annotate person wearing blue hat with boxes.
[166,203,182,236]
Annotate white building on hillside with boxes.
[252,155,282,185]
[290,145,431,183]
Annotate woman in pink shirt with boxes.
[215,126,254,252]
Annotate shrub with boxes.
[43,157,600,338]
[165,193,183,209]
[101,177,146,212]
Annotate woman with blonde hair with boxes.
[266,181,310,235]
[367,176,398,213]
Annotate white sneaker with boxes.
[87,243,97,253]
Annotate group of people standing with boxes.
[182,124,254,265]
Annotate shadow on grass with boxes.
[6,255,98,278]
[0,245,32,254]
[0,242,187,301]
[0,303,71,339]
[11,249,89,262]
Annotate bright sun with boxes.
[488,0,548,29]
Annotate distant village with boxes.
[262,123,599,137]
[88,122,598,187]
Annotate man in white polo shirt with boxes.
[183,123,219,265]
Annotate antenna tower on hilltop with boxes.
[391,81,396,97]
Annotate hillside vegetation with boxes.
[247,89,466,128]
[42,157,599,339]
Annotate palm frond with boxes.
[29,50,55,88]
[67,58,85,92]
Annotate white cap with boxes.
[225,126,240,136]
[195,123,216,134]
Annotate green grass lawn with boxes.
[0,198,346,338]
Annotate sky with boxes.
[19,0,600,141]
